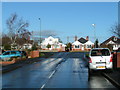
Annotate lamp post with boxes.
[39,18,41,50]
[92,24,96,48]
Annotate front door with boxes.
[81,45,84,50]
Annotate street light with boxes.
[92,24,96,48]
[39,18,41,50]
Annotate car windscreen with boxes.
[3,52,10,55]
[91,49,110,56]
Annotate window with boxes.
[75,45,80,48]
[86,45,92,48]
[55,45,59,48]
[91,49,110,56]
[3,52,10,55]
[49,39,52,41]
[11,51,16,54]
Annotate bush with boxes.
[39,53,45,57]
[4,44,11,50]
[32,44,38,50]
[46,44,51,49]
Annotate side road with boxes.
[1,52,57,73]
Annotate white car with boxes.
[89,48,113,72]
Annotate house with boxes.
[100,36,120,50]
[11,43,19,50]
[22,43,32,50]
[72,36,94,51]
[41,36,66,51]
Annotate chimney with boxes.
[86,36,89,41]
[75,36,77,41]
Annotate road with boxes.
[1,52,117,89]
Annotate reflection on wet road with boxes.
[2,52,117,89]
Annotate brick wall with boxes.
[30,51,39,58]
[117,52,120,68]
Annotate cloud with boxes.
[32,30,58,37]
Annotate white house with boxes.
[84,41,94,49]
[22,43,32,49]
[72,41,82,50]
[72,36,94,51]
[41,36,66,51]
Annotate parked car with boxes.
[19,51,28,58]
[0,51,22,61]
[88,48,113,73]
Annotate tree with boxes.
[94,39,99,48]
[46,44,51,49]
[6,13,31,46]
[4,44,11,50]
[111,23,120,38]
[2,34,11,46]
[66,43,72,50]
[32,44,38,50]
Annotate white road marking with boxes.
[41,84,46,89]
[49,70,56,78]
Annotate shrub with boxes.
[4,44,11,50]
[32,44,38,50]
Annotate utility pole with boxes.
[39,18,41,50]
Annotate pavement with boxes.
[1,57,45,73]
[103,69,120,89]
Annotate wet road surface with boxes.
[2,52,117,89]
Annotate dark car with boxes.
[19,51,28,58]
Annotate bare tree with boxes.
[111,23,120,38]
[6,13,31,46]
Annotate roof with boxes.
[100,36,120,46]
[78,37,88,44]
[72,41,82,45]
[85,40,94,45]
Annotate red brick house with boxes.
[100,36,120,50]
